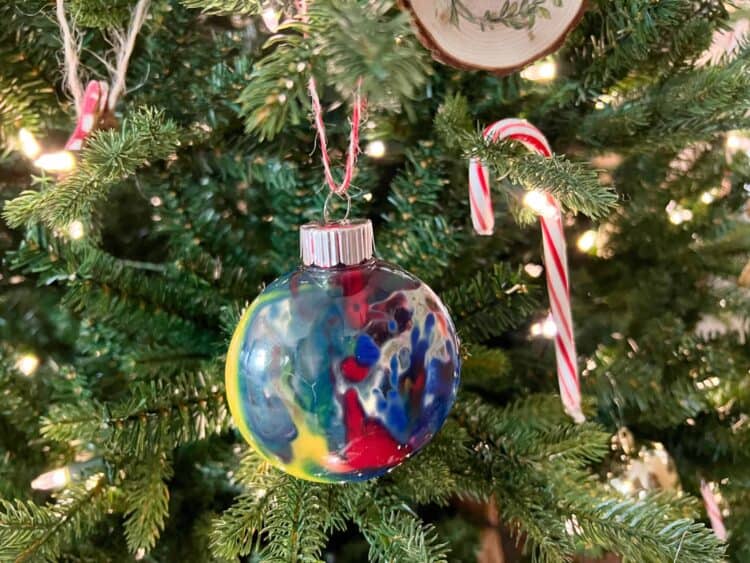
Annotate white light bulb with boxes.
[541,316,558,339]
[524,263,544,278]
[67,220,85,240]
[668,211,684,225]
[261,6,281,32]
[18,128,42,159]
[726,131,744,151]
[523,190,557,217]
[16,353,40,376]
[700,191,715,204]
[521,60,557,82]
[365,140,386,159]
[530,322,543,337]
[31,467,71,490]
[34,151,76,173]
[577,230,597,252]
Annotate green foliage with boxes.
[355,508,449,563]
[69,0,134,28]
[437,94,618,220]
[581,49,750,150]
[0,49,55,147]
[560,0,727,101]
[0,0,746,560]
[42,366,228,456]
[0,476,112,562]
[379,143,465,281]
[443,263,541,342]
[238,0,431,140]
[181,0,263,15]
[3,107,180,229]
[122,454,173,554]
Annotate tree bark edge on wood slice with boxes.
[399,0,587,76]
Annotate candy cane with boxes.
[701,480,728,541]
[469,118,583,423]
[64,80,108,151]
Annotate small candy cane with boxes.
[469,118,583,423]
[701,480,728,541]
[57,0,149,152]
[64,81,108,151]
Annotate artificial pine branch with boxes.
[3,107,179,229]
[122,453,173,554]
[237,0,430,140]
[443,263,541,342]
[581,48,750,150]
[181,0,264,15]
[558,0,728,102]
[436,94,618,219]
[0,476,112,562]
[41,367,228,456]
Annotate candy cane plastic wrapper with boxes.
[65,80,109,151]
[468,118,584,423]
[701,480,728,541]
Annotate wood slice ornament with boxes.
[400,0,585,74]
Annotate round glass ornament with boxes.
[225,219,460,482]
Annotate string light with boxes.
[365,140,386,159]
[577,230,597,252]
[530,314,558,339]
[31,466,71,491]
[261,3,281,33]
[665,200,693,225]
[34,150,76,173]
[18,128,42,159]
[726,131,747,151]
[594,94,615,110]
[67,220,85,240]
[15,353,40,376]
[524,263,543,278]
[523,190,558,218]
[521,59,557,82]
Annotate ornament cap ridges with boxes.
[300,219,374,268]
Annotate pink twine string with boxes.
[308,76,364,195]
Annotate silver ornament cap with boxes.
[300,219,374,268]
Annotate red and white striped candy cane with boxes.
[701,480,728,540]
[468,118,584,423]
[64,80,108,151]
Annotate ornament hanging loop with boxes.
[323,190,352,224]
[308,76,365,222]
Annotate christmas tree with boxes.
[1,0,749,561]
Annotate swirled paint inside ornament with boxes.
[225,258,460,482]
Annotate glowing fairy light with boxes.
[523,190,557,218]
[261,4,281,32]
[700,191,715,204]
[541,315,558,338]
[530,314,558,339]
[16,353,40,376]
[577,230,597,252]
[31,467,71,491]
[524,263,543,278]
[67,220,85,240]
[18,128,42,159]
[666,200,693,225]
[726,131,747,152]
[34,150,76,173]
[365,140,386,159]
[521,60,557,82]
